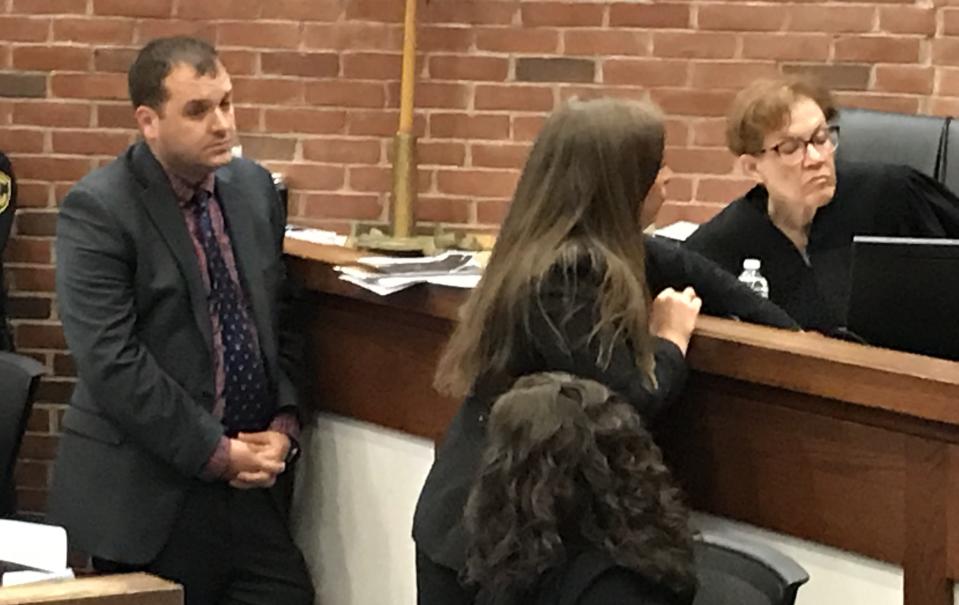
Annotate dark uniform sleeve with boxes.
[529,272,688,419]
[646,236,799,330]
[0,152,17,351]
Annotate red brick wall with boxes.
[2,0,955,515]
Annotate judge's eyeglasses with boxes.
[759,125,840,166]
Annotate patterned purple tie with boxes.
[192,189,273,433]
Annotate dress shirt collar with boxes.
[164,167,216,208]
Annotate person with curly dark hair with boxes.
[464,372,696,605]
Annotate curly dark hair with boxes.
[464,372,696,601]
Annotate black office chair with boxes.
[835,107,948,182]
[940,118,959,194]
[0,351,45,518]
[693,528,809,605]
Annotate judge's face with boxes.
[743,96,837,216]
[136,62,236,181]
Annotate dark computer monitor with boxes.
[847,236,959,361]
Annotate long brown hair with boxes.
[464,372,696,601]
[434,98,665,397]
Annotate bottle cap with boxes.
[743,258,761,271]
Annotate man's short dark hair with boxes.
[128,36,219,110]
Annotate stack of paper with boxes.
[653,220,700,242]
[0,520,74,586]
[336,251,483,295]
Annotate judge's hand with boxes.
[228,431,291,489]
[650,286,702,356]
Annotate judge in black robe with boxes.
[683,76,959,334]
[686,160,959,332]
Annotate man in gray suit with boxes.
[49,37,313,605]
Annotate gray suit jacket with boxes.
[48,142,299,564]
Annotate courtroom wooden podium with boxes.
[286,241,959,605]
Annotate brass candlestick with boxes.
[359,0,423,254]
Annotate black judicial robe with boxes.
[685,161,959,332]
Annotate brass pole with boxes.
[391,0,418,239]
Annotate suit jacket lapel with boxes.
[215,168,279,370]
[129,143,214,352]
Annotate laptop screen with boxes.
[847,236,959,361]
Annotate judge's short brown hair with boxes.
[726,76,837,156]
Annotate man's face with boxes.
[137,61,236,179]
[744,96,837,214]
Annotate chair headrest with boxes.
[835,107,947,180]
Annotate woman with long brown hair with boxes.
[464,372,696,605]
[413,97,793,604]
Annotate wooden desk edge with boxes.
[0,573,181,604]
[286,240,959,427]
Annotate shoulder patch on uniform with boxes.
[0,171,10,214]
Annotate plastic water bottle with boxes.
[738,258,769,299]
